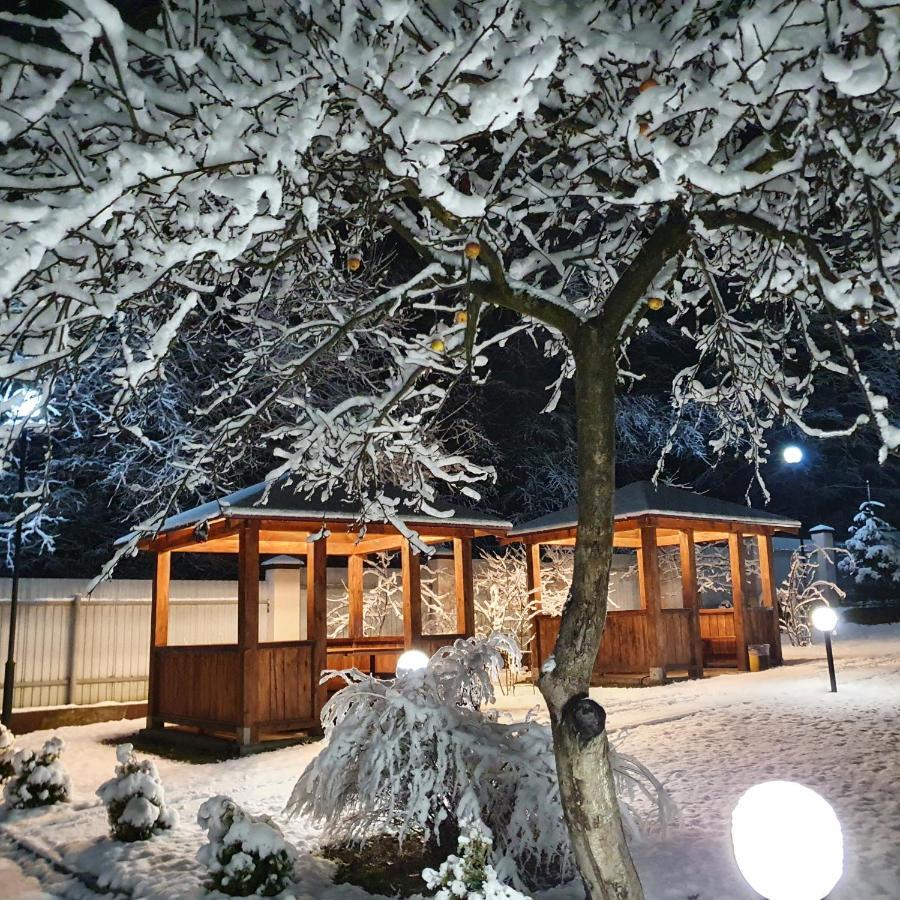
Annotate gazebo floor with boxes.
[589,666,739,688]
[136,724,319,759]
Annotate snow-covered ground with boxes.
[1,623,898,900]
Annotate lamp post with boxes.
[732,780,843,900]
[2,389,42,726]
[811,605,839,693]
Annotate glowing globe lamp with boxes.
[732,781,843,900]
[782,445,804,464]
[811,606,838,633]
[395,649,429,676]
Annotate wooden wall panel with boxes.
[661,609,693,668]
[154,645,240,728]
[595,611,649,675]
[257,643,314,725]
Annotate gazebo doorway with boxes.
[137,482,510,748]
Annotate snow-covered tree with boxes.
[286,635,672,892]
[472,548,536,644]
[0,723,15,781]
[197,795,296,898]
[839,500,900,585]
[2,3,899,895]
[779,549,846,647]
[96,743,177,842]
[3,737,70,809]
[423,820,530,900]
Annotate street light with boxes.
[811,605,839,693]
[2,388,43,726]
[395,649,429,677]
[732,780,843,900]
[782,444,804,464]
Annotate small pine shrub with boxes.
[197,795,296,897]
[0,724,15,781]
[423,820,531,900]
[3,736,70,809]
[96,743,177,841]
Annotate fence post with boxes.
[66,593,84,705]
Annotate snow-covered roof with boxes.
[508,481,801,537]
[148,480,512,536]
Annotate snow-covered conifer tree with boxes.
[2,3,899,895]
[423,820,530,900]
[197,795,296,897]
[0,723,15,781]
[3,737,70,809]
[839,500,900,584]
[96,743,177,842]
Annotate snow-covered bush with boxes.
[0,723,15,781]
[423,820,530,900]
[96,743,177,842]
[286,635,672,890]
[778,550,846,647]
[839,500,900,585]
[3,736,70,809]
[197,795,296,897]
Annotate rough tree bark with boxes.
[538,324,644,900]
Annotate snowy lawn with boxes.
[1,623,898,900]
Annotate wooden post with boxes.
[307,537,328,721]
[729,532,751,671]
[757,533,783,666]
[453,537,475,636]
[638,524,667,682]
[147,551,170,729]
[401,538,423,648]
[679,531,703,679]
[525,542,543,675]
[347,554,364,640]
[237,521,260,745]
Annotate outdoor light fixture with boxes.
[781,444,804,464]
[812,605,839,692]
[395,649,429,676]
[732,781,843,900]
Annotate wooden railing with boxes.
[153,644,241,729]
[257,641,316,727]
[596,611,649,675]
[325,633,467,676]
[152,640,316,734]
[661,608,694,668]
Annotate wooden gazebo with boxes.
[137,482,510,748]
[508,482,800,683]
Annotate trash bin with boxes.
[748,644,771,672]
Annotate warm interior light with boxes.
[732,781,843,900]
[782,444,804,464]
[395,649,429,676]
[811,606,838,632]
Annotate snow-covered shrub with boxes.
[3,736,70,809]
[197,795,296,897]
[839,500,900,585]
[96,743,177,842]
[423,820,530,900]
[0,724,15,781]
[286,635,672,890]
[778,550,846,647]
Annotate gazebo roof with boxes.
[508,480,800,537]
[149,479,511,537]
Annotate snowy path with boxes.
[1,624,898,899]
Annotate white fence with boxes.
[0,578,262,710]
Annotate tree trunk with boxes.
[538,325,644,900]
